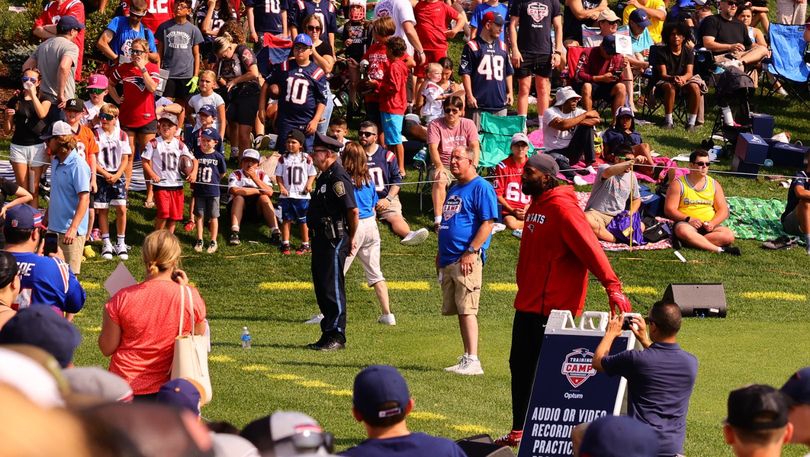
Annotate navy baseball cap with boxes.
[726,384,790,430]
[198,104,216,117]
[157,378,202,415]
[781,367,810,405]
[629,9,652,27]
[287,129,306,146]
[200,127,221,142]
[0,306,81,368]
[481,11,505,26]
[353,365,410,421]
[601,34,617,54]
[580,416,660,457]
[4,204,46,231]
[294,33,313,47]
[56,15,85,33]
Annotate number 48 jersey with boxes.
[271,60,327,128]
[458,36,514,111]
[275,152,317,199]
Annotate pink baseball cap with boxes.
[87,74,109,90]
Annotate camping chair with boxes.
[564,46,613,121]
[639,45,688,123]
[763,24,810,107]
[478,113,533,175]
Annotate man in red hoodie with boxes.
[494,153,632,448]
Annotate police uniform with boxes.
[306,134,357,350]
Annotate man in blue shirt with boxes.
[341,365,467,457]
[288,0,337,47]
[593,301,699,457]
[4,204,85,315]
[437,145,497,376]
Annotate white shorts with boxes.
[343,217,385,286]
[10,143,48,167]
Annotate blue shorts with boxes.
[279,198,309,223]
[381,112,404,146]
[93,175,128,208]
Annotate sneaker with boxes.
[101,244,114,260]
[307,339,345,351]
[492,223,507,234]
[573,175,589,186]
[206,240,218,253]
[401,228,429,246]
[229,232,241,246]
[494,430,523,448]
[454,357,484,376]
[193,239,204,252]
[304,313,324,324]
[252,134,265,150]
[512,229,523,239]
[280,244,292,255]
[444,355,468,373]
[662,121,675,129]
[585,165,596,174]
[295,244,311,255]
[269,230,281,245]
[762,236,797,250]
[378,313,396,325]
[115,244,129,260]
[722,245,741,256]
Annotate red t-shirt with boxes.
[110,62,160,128]
[120,0,175,33]
[493,156,532,213]
[414,0,459,52]
[363,41,389,104]
[379,58,409,115]
[106,280,206,395]
[33,0,85,79]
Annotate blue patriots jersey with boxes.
[193,149,227,198]
[245,0,288,35]
[458,36,514,111]
[11,252,85,313]
[271,60,327,127]
[365,144,402,198]
[289,0,337,39]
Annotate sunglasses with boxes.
[725,1,739,5]
[307,25,322,31]
[89,88,106,94]
[99,113,116,120]
[22,76,37,83]
[444,108,460,114]
[358,131,376,137]
[693,161,710,167]
[131,49,145,55]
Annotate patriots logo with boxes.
[561,348,597,388]
[442,195,462,221]
[123,75,147,92]
[527,2,549,23]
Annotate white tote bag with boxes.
[171,285,213,404]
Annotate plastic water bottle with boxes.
[709,145,722,161]
[764,159,774,168]
[241,327,252,349]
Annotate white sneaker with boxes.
[455,357,484,376]
[512,229,523,239]
[492,223,507,234]
[444,355,468,373]
[585,165,596,174]
[115,243,129,260]
[378,313,396,325]
[101,243,114,260]
[304,313,324,324]
[401,228,429,246]
[573,175,589,186]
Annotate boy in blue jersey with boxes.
[246,0,288,45]
[288,0,337,47]
[437,145,497,376]
[4,205,85,315]
[261,33,327,155]
[459,12,514,129]
[469,0,508,41]
[193,128,227,253]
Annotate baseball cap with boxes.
[240,411,331,455]
[159,112,179,125]
[294,33,313,47]
[64,98,84,112]
[56,15,85,33]
[40,120,73,140]
[63,366,134,402]
[242,149,261,162]
[781,367,810,405]
[348,0,366,6]
[87,74,109,89]
[511,132,530,146]
[580,416,660,457]
[526,153,560,178]
[482,11,505,26]
[313,132,343,152]
[287,129,306,146]
[353,365,411,421]
[198,104,217,117]
[157,378,202,415]
[200,127,221,142]
[0,306,82,368]
[211,432,261,457]
[726,384,790,430]
[554,86,582,106]
[629,9,652,27]
[0,348,65,407]
[616,106,634,119]
[4,204,45,231]
[597,9,621,22]
[601,34,617,54]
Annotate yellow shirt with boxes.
[623,0,666,43]
[677,175,717,222]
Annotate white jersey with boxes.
[228,168,272,203]
[94,125,132,172]
[141,137,194,188]
[188,92,225,131]
[275,152,316,200]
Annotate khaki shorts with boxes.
[377,194,403,221]
[57,233,86,275]
[585,209,615,229]
[430,166,453,188]
[440,255,483,316]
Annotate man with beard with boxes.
[494,153,631,448]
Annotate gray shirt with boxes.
[586,164,640,216]
[156,20,204,79]
[33,36,78,100]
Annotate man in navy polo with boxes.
[593,301,698,457]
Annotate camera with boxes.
[621,313,643,331]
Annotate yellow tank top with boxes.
[678,175,716,221]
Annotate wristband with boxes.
[385,195,393,202]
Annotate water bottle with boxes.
[241,327,252,349]
[763,159,774,168]
[709,145,722,161]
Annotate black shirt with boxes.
[509,0,561,55]
[656,46,694,78]
[7,95,46,146]
[699,14,752,54]
[0,178,20,247]
[342,20,368,62]
[306,161,357,230]
[562,0,600,44]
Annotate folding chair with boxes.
[639,45,688,123]
[564,46,614,122]
[763,24,810,107]
[478,113,533,175]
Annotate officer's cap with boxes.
[313,133,343,153]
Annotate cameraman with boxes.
[592,301,698,457]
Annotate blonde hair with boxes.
[99,103,119,117]
[199,69,216,81]
[53,135,77,156]
[213,31,237,55]
[372,16,395,37]
[131,38,149,53]
[142,230,182,276]
[426,62,442,74]
[341,142,371,188]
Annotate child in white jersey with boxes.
[275,129,316,255]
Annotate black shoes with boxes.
[722,245,742,256]
[307,339,346,351]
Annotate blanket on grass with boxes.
[725,197,788,241]
[575,192,672,251]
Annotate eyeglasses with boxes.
[358,131,376,137]
[89,88,106,94]
[174,3,189,8]
[130,49,145,55]
[444,108,460,114]
[22,76,37,83]
[99,113,116,120]
[307,25,322,31]
[450,155,470,163]
[693,161,710,167]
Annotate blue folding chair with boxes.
[764,24,810,106]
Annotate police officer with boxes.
[306,133,359,351]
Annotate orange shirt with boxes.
[105,280,206,395]
[74,124,98,169]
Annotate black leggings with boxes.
[546,125,596,179]
[509,311,549,431]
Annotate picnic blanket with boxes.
[725,197,788,241]
[575,192,672,251]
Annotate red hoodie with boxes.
[514,185,623,316]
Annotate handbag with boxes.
[606,210,646,245]
[171,285,213,404]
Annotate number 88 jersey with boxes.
[272,60,327,128]
[458,36,514,111]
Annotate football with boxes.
[179,155,195,179]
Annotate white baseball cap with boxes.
[242,149,261,162]
[39,121,73,140]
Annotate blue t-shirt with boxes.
[469,2,509,41]
[353,180,379,219]
[193,149,227,197]
[271,60,327,127]
[11,252,85,313]
[601,342,698,456]
[437,176,498,267]
[602,127,643,150]
[340,432,467,457]
[459,36,514,112]
[631,28,654,54]
[245,0,288,35]
[366,144,402,198]
[105,16,158,62]
[783,171,809,222]
[50,150,91,236]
